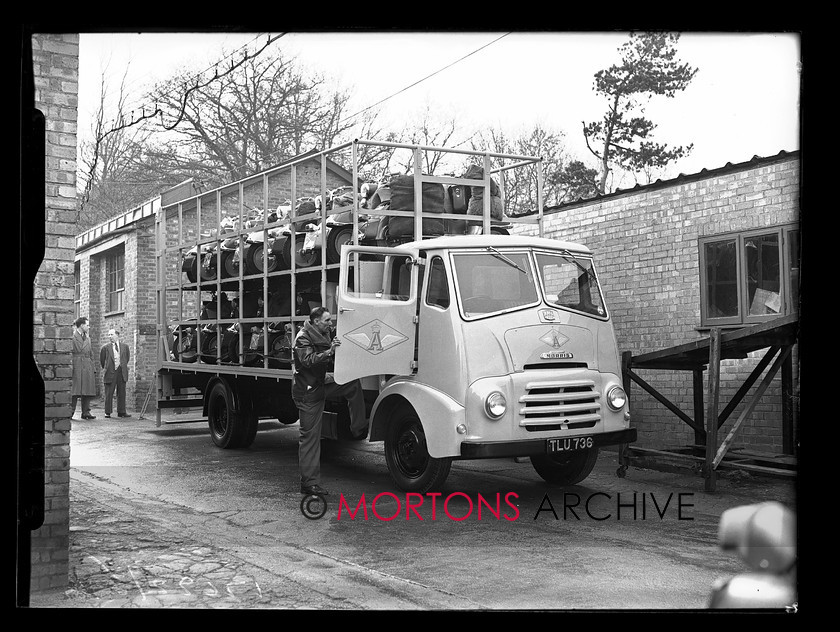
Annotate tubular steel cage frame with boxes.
[155,139,545,384]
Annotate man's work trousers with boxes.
[104,371,127,416]
[295,380,367,488]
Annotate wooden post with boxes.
[704,328,721,492]
[712,347,790,470]
[693,368,705,447]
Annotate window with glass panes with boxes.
[699,224,799,327]
[74,261,80,320]
[106,247,125,313]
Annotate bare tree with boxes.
[390,103,476,175]
[77,65,158,228]
[149,51,355,181]
[470,124,598,215]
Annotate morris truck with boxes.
[155,139,636,492]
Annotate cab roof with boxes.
[396,234,593,255]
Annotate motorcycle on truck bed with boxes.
[155,139,636,491]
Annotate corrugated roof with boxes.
[538,149,800,215]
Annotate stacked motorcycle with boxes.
[168,290,303,368]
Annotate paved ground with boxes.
[27,398,798,610]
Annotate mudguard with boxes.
[369,379,465,458]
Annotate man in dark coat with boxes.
[293,307,367,496]
[100,328,131,418]
[71,316,96,419]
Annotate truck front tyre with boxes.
[530,447,599,486]
[207,382,257,449]
[384,410,451,493]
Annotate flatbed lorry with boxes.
[155,139,636,492]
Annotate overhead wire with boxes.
[343,32,511,122]
[97,32,281,136]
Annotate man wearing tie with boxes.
[100,328,131,418]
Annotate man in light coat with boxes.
[71,316,97,419]
[100,328,131,418]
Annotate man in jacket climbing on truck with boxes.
[293,306,368,496]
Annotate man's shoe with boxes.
[105,414,111,418]
[118,413,132,418]
[82,414,96,419]
[300,485,330,496]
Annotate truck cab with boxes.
[335,234,636,492]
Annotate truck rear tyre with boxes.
[207,381,257,449]
[530,447,599,486]
[384,409,451,493]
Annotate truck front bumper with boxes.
[459,428,637,459]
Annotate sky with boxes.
[76,30,801,188]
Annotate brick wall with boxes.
[30,32,78,593]
[135,221,159,410]
[518,155,800,453]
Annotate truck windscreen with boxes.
[452,251,540,318]
[535,252,606,318]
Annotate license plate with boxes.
[547,436,594,454]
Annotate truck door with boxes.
[334,245,419,384]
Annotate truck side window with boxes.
[388,256,412,300]
[425,256,450,309]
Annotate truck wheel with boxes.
[207,381,254,449]
[384,408,451,493]
[239,404,259,448]
[326,226,353,264]
[530,447,599,486]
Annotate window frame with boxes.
[699,223,799,328]
[424,255,451,311]
[73,260,81,320]
[105,246,125,315]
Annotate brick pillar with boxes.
[134,220,159,411]
[30,32,78,594]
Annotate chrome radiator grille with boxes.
[518,379,600,429]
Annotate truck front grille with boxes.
[519,379,600,430]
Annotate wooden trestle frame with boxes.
[620,314,799,492]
